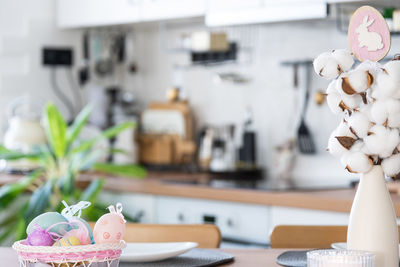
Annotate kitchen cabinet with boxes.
[270,206,349,229]
[57,0,141,28]
[205,0,328,26]
[155,196,271,245]
[57,0,204,28]
[99,192,156,223]
[140,0,205,22]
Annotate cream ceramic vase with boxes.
[347,165,399,267]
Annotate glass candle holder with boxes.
[307,250,375,267]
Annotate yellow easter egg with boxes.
[53,236,81,246]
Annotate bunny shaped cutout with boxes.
[356,15,383,51]
[348,6,391,62]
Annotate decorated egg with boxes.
[63,218,93,245]
[60,201,94,244]
[53,236,81,247]
[93,203,126,244]
[27,212,70,236]
[26,225,54,246]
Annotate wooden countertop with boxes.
[3,171,400,216]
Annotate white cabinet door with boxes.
[156,196,270,244]
[205,0,327,26]
[57,0,141,28]
[270,206,350,230]
[140,0,205,21]
[99,192,156,223]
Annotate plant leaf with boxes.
[72,122,135,153]
[93,163,147,178]
[0,170,42,209]
[43,103,67,158]
[80,179,104,203]
[67,105,92,148]
[25,180,53,221]
[0,145,41,161]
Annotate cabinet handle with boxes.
[226,218,234,227]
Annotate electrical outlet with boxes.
[42,47,73,66]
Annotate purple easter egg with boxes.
[26,225,54,246]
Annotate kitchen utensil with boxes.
[3,97,46,172]
[79,32,90,86]
[297,65,316,154]
[120,242,198,262]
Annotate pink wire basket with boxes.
[12,240,126,267]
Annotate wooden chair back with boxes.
[270,225,400,248]
[270,225,347,248]
[89,223,221,248]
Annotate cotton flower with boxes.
[347,111,371,138]
[371,99,400,128]
[332,49,354,72]
[327,122,357,157]
[313,52,341,79]
[375,60,400,99]
[326,80,362,113]
[338,69,374,95]
[364,125,400,158]
[382,153,400,177]
[341,151,372,173]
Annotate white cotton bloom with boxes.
[370,99,400,128]
[326,81,360,113]
[382,153,400,177]
[364,125,400,158]
[374,60,400,100]
[359,104,373,121]
[338,69,373,95]
[332,49,354,72]
[313,52,340,79]
[342,151,372,173]
[347,112,371,138]
[327,122,357,157]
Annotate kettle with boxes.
[3,97,46,172]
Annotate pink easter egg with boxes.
[93,206,126,244]
[64,228,91,245]
[348,6,391,62]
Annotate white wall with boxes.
[125,20,400,185]
[0,0,82,128]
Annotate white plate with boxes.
[331,242,400,255]
[120,242,198,262]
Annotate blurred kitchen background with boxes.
[2,0,400,248]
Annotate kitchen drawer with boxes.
[155,196,270,244]
[270,206,350,230]
[99,192,156,223]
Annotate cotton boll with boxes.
[382,154,400,177]
[370,99,389,125]
[332,49,354,72]
[336,121,357,138]
[313,52,340,79]
[375,72,400,99]
[383,60,400,83]
[364,125,399,158]
[344,151,372,173]
[326,93,344,114]
[342,93,362,110]
[386,99,400,128]
[347,112,371,138]
[328,132,349,157]
[338,69,373,95]
[370,99,400,128]
[359,104,373,121]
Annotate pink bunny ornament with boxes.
[93,203,126,244]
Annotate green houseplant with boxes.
[0,103,146,243]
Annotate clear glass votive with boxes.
[307,250,375,267]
